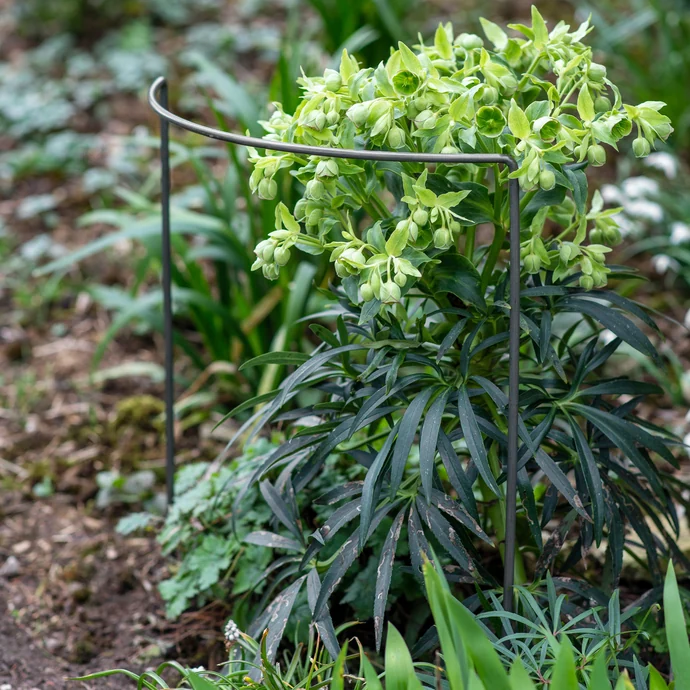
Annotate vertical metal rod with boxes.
[503,176,521,612]
[159,79,176,507]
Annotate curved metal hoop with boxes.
[148,76,522,611]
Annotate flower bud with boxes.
[433,228,452,249]
[415,109,438,130]
[306,178,325,200]
[347,102,371,128]
[560,243,574,263]
[274,246,291,266]
[324,69,342,92]
[258,177,278,200]
[387,125,406,149]
[449,220,462,233]
[326,110,339,126]
[307,208,323,226]
[580,274,594,290]
[316,159,339,178]
[539,169,556,191]
[407,221,419,241]
[588,63,607,82]
[294,198,308,219]
[360,282,374,302]
[263,264,280,280]
[524,254,541,273]
[261,242,275,263]
[412,208,428,226]
[589,229,603,244]
[441,145,459,154]
[370,270,381,293]
[594,95,612,113]
[302,110,326,131]
[633,137,651,158]
[394,272,407,287]
[604,227,622,245]
[587,144,606,167]
[459,33,484,50]
[380,280,401,303]
[481,86,498,105]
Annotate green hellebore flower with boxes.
[302,109,327,131]
[415,109,438,130]
[360,282,374,302]
[263,263,280,280]
[588,63,607,82]
[346,102,371,128]
[380,280,401,303]
[324,69,342,92]
[587,144,606,167]
[306,179,326,200]
[580,274,594,290]
[533,116,561,142]
[412,208,428,226]
[604,227,622,245]
[595,95,612,113]
[476,105,506,138]
[539,169,556,191]
[394,272,407,287]
[459,33,483,50]
[633,137,651,158]
[524,254,542,273]
[258,177,278,200]
[387,126,406,149]
[392,70,421,96]
[433,228,452,249]
[274,246,291,266]
[481,86,499,105]
[316,159,339,178]
[589,228,603,244]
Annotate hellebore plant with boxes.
[221,7,684,660]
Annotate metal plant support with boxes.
[148,76,523,611]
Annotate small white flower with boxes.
[191,666,206,672]
[651,254,678,275]
[626,199,664,223]
[599,329,617,345]
[614,214,639,238]
[600,184,624,205]
[645,152,678,179]
[224,619,241,643]
[671,222,690,246]
[622,176,659,199]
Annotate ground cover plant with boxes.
[217,6,682,659]
[76,560,690,688]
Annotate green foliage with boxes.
[248,8,672,299]
[78,561,690,688]
[219,9,686,658]
[579,0,690,150]
[118,440,278,620]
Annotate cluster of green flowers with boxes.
[248,6,672,300]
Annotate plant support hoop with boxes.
[148,75,523,611]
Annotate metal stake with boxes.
[159,81,176,508]
[149,76,521,609]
